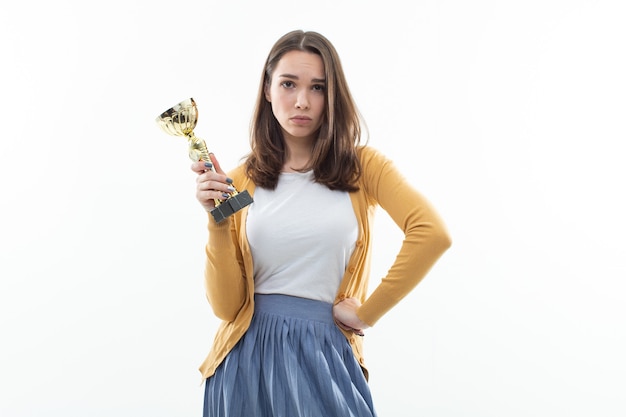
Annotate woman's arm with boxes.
[192,157,248,321]
[357,147,452,326]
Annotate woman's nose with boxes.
[295,91,309,109]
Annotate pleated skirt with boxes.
[203,293,377,417]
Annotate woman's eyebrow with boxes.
[278,73,326,83]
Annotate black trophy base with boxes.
[210,190,254,223]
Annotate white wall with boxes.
[1,1,624,416]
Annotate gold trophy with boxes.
[156,98,253,223]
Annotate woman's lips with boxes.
[290,116,312,125]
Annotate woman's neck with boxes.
[283,138,314,172]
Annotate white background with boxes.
[1,1,625,416]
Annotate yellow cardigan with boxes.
[199,146,451,380]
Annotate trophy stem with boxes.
[185,133,223,208]
[184,131,249,212]
[186,132,211,162]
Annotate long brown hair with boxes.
[245,30,366,191]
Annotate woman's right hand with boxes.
[191,154,235,212]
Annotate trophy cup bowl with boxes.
[155,98,253,223]
[156,98,197,135]
[156,98,208,162]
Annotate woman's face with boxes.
[265,50,326,145]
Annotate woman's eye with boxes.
[312,84,325,91]
[281,81,295,88]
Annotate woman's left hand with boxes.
[333,297,370,336]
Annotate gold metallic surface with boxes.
[155,98,253,221]
[155,98,210,162]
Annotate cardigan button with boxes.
[348,266,356,273]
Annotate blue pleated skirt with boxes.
[203,294,377,417]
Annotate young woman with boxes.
[191,29,451,417]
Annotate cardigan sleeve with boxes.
[203,167,249,322]
[356,147,452,326]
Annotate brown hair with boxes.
[245,30,366,191]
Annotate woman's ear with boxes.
[264,82,271,102]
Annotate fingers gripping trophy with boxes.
[156,98,253,223]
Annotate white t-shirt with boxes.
[246,170,358,303]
